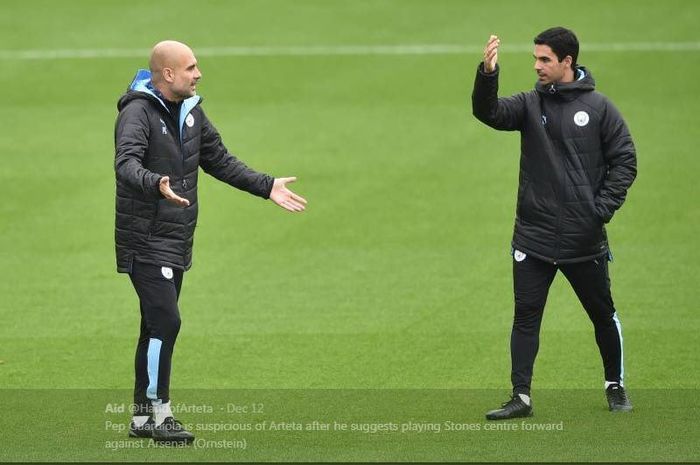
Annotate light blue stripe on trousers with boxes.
[146,338,163,400]
[612,312,625,385]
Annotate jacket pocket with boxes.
[516,178,533,221]
[590,199,604,225]
[147,200,161,237]
[581,184,604,225]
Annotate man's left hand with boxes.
[269,177,307,212]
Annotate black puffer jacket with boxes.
[114,70,273,272]
[472,64,636,264]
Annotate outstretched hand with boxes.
[269,177,307,212]
[159,176,190,207]
[483,34,500,73]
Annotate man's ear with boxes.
[562,55,573,69]
[163,67,174,83]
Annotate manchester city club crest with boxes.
[574,110,590,127]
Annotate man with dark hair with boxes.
[472,27,636,420]
[534,27,580,68]
[115,40,307,441]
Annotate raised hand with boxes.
[484,35,500,73]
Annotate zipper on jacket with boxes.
[162,101,189,194]
[553,121,569,264]
[539,93,564,264]
[160,104,187,193]
[147,200,160,239]
[180,111,188,192]
[180,135,188,191]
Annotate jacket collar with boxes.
[535,66,595,100]
[126,69,202,141]
[128,69,201,112]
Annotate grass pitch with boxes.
[0,0,698,461]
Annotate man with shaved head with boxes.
[115,40,306,442]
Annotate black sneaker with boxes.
[152,417,195,443]
[128,417,155,438]
[606,384,633,412]
[485,394,533,420]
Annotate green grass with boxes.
[1,389,697,462]
[0,0,698,461]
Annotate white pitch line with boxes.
[1,42,699,60]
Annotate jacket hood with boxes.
[117,69,202,142]
[116,69,202,111]
[117,69,164,111]
[535,66,595,100]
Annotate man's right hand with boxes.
[159,176,190,207]
[483,35,500,73]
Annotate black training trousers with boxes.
[128,261,184,413]
[510,251,625,395]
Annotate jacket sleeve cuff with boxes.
[152,174,164,198]
[263,176,274,199]
[478,62,499,76]
[595,203,613,224]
